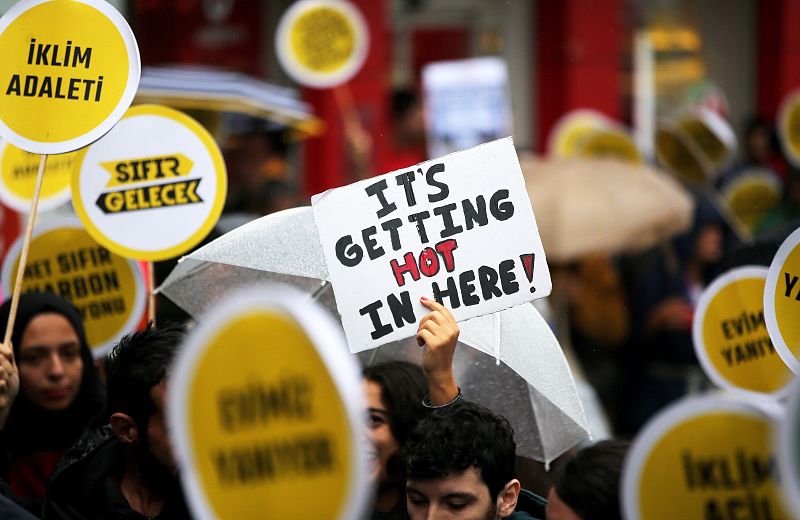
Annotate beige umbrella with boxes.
[520,155,695,263]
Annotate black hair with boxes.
[553,440,630,520]
[403,401,516,499]
[391,89,419,122]
[105,323,185,428]
[362,360,427,446]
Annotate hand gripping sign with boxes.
[312,138,552,352]
[167,287,370,520]
[72,105,227,261]
[0,0,140,154]
[0,218,145,357]
[621,394,790,520]
[764,227,800,373]
[692,266,794,398]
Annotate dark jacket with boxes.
[42,426,190,520]
[507,489,547,520]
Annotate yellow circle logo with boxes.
[276,0,368,88]
[779,90,800,168]
[0,0,140,154]
[623,396,788,520]
[169,289,369,520]
[655,127,707,183]
[693,267,793,396]
[0,218,145,356]
[0,140,76,211]
[765,228,800,373]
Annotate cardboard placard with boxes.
[778,90,800,169]
[764,227,800,373]
[421,57,513,160]
[275,0,368,88]
[167,287,369,520]
[692,267,794,397]
[0,218,145,357]
[622,395,788,520]
[312,138,551,352]
[0,0,140,154]
[0,139,77,212]
[71,104,227,261]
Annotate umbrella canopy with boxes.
[158,207,590,463]
[521,155,695,263]
[362,304,590,464]
[135,66,324,138]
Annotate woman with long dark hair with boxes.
[0,293,105,510]
[362,298,460,519]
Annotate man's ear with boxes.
[497,478,521,517]
[110,412,139,444]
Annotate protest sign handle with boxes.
[334,84,371,180]
[3,154,47,347]
[148,261,156,325]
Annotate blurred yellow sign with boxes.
[0,219,145,357]
[0,0,140,154]
[622,396,788,520]
[765,227,800,374]
[547,109,611,158]
[722,171,782,234]
[168,288,369,520]
[0,141,77,212]
[276,0,368,89]
[778,90,800,168]
[693,267,793,396]
[578,129,642,164]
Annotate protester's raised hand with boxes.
[417,297,459,406]
[0,343,19,429]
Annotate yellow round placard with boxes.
[168,288,369,520]
[546,109,611,158]
[778,90,800,168]
[0,140,77,212]
[577,128,642,164]
[765,227,800,373]
[71,105,227,261]
[722,170,782,234]
[0,218,145,356]
[622,396,788,520]
[275,0,368,88]
[693,267,793,396]
[0,0,140,154]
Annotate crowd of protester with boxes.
[0,113,794,519]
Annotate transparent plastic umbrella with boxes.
[158,207,590,463]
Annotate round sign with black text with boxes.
[72,104,226,261]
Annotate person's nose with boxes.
[47,352,65,380]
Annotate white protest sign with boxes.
[71,104,227,261]
[312,138,551,352]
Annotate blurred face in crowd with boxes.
[363,379,399,483]
[406,467,508,520]
[18,313,83,411]
[546,487,583,520]
[694,223,723,265]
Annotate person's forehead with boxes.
[408,467,488,496]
